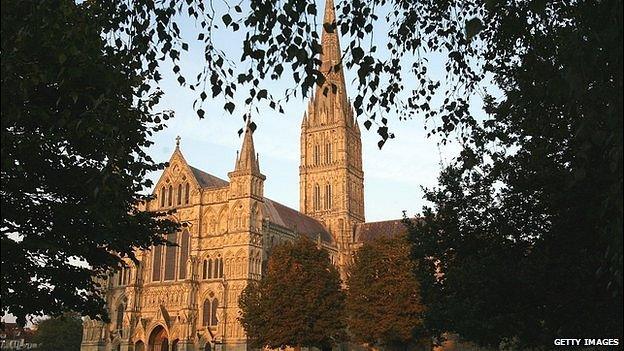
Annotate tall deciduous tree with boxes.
[1,0,177,325]
[346,235,427,351]
[407,0,623,347]
[33,314,83,351]
[239,237,346,350]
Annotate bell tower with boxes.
[299,0,365,247]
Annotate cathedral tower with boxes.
[299,0,365,247]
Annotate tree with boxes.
[33,314,83,351]
[1,0,178,325]
[406,0,623,347]
[346,235,427,351]
[239,237,346,350]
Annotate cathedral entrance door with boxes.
[148,325,169,351]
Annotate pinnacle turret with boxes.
[234,123,261,175]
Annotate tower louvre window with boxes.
[325,143,332,163]
[313,184,321,210]
[325,183,332,209]
[313,144,321,165]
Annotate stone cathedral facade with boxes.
[80,0,405,350]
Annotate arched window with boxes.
[207,259,213,279]
[219,258,224,278]
[152,245,162,282]
[325,142,332,164]
[313,144,320,165]
[164,232,178,281]
[178,230,190,279]
[203,298,219,327]
[213,258,219,278]
[167,185,173,206]
[202,260,208,280]
[177,184,182,205]
[325,183,332,210]
[184,183,190,204]
[202,299,211,326]
[160,187,166,207]
[313,184,321,211]
[211,299,219,326]
[116,303,124,330]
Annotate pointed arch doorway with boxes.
[148,325,169,351]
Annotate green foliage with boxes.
[33,314,83,351]
[346,235,426,350]
[1,0,178,325]
[407,0,623,348]
[239,237,346,350]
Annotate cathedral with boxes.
[80,0,405,350]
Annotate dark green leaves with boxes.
[224,101,235,114]
[465,18,483,42]
[239,238,346,349]
[222,14,232,26]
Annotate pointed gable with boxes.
[153,140,229,197]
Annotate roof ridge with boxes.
[188,165,229,188]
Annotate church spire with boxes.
[319,0,346,91]
[235,121,261,174]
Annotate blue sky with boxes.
[143,1,474,221]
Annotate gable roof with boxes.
[353,219,408,243]
[189,166,229,189]
[263,198,333,244]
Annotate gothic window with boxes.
[178,230,190,279]
[207,259,213,279]
[167,185,173,206]
[177,184,182,205]
[325,143,332,164]
[325,183,332,209]
[164,232,178,281]
[160,187,165,207]
[211,298,219,326]
[184,183,190,204]
[117,267,130,286]
[313,184,321,211]
[212,257,219,278]
[203,297,219,327]
[152,245,162,282]
[202,260,208,280]
[116,302,124,330]
[219,258,224,278]
[202,299,211,326]
[313,144,321,165]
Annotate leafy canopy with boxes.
[33,314,83,351]
[239,237,346,350]
[346,235,426,350]
[1,0,178,325]
[407,0,623,347]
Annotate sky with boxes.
[143,1,472,222]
